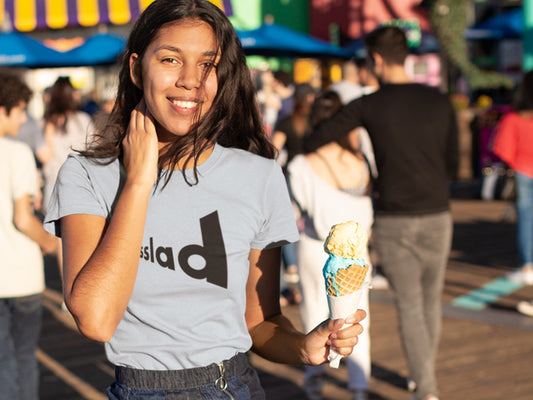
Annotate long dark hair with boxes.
[44,76,78,133]
[81,0,274,185]
[514,70,533,112]
[306,91,360,157]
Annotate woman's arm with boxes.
[246,247,365,365]
[61,101,159,342]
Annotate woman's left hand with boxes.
[302,309,366,365]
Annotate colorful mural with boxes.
[309,0,431,44]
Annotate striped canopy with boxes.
[0,0,232,32]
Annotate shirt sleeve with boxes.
[251,161,299,250]
[303,97,364,153]
[11,143,38,201]
[43,155,107,237]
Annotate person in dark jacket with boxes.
[305,26,458,400]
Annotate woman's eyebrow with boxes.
[155,45,218,57]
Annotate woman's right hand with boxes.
[122,99,159,187]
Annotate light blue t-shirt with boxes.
[44,143,299,370]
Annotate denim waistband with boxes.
[114,353,249,390]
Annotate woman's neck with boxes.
[160,143,214,170]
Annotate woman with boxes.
[43,1,365,398]
[288,91,374,400]
[41,76,93,211]
[494,71,533,291]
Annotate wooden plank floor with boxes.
[37,197,533,400]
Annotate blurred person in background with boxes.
[271,83,317,167]
[256,67,282,138]
[305,26,458,400]
[329,60,364,105]
[0,70,57,400]
[356,58,380,96]
[40,76,94,291]
[288,90,374,400]
[493,71,533,295]
[41,76,94,211]
[272,83,317,301]
[272,69,295,123]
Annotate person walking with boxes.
[329,60,365,105]
[0,70,58,400]
[43,1,366,399]
[41,76,94,211]
[493,71,533,306]
[305,26,458,400]
[289,90,374,400]
[271,82,317,166]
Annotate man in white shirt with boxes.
[0,70,57,400]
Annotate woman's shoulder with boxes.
[498,111,528,128]
[287,154,311,175]
[63,153,119,172]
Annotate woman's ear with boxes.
[129,53,142,89]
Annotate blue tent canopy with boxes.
[0,31,126,67]
[236,23,352,58]
[0,31,67,67]
[62,33,126,66]
[465,8,523,40]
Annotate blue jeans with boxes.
[281,243,298,270]
[374,212,452,400]
[0,294,43,400]
[515,172,533,266]
[107,353,265,399]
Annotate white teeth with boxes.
[172,100,197,109]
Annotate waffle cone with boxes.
[326,263,369,296]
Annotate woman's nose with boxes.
[177,64,201,90]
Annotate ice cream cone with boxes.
[322,221,369,368]
[326,263,369,297]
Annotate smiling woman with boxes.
[42,1,366,399]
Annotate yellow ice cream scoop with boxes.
[324,220,368,259]
[323,221,369,297]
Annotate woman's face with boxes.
[130,19,219,141]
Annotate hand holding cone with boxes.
[322,221,369,367]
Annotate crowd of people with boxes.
[1,1,532,400]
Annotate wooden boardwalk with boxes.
[37,197,533,400]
